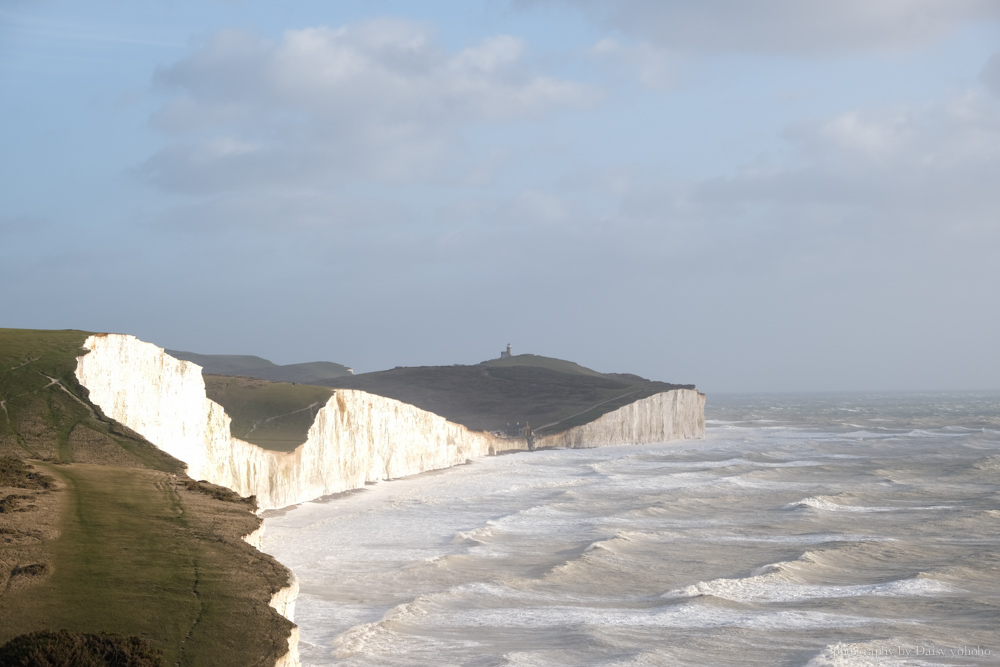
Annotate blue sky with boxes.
[4,1,1000,392]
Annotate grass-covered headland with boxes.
[323,353,695,436]
[196,350,696,453]
[203,375,333,452]
[0,329,294,666]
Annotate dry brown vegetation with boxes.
[0,630,165,666]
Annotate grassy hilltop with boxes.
[203,375,332,452]
[320,353,695,435]
[196,351,696,453]
[0,329,294,666]
[167,349,352,384]
[195,350,695,454]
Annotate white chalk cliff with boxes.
[536,390,705,449]
[74,334,523,512]
[74,333,705,667]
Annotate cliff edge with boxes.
[74,333,705,667]
[75,334,706,510]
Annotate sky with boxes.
[3,1,1000,393]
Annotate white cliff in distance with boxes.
[74,333,704,667]
[536,390,705,449]
[76,334,705,511]
[75,334,516,511]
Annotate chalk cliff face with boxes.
[269,575,299,667]
[76,334,706,509]
[74,334,705,667]
[75,334,521,512]
[536,389,705,449]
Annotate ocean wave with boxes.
[972,455,1000,471]
[785,497,896,513]
[662,570,954,604]
[838,430,906,440]
[785,497,955,513]
[906,428,972,438]
[710,533,894,545]
[583,535,629,554]
[428,604,879,631]
[452,525,498,545]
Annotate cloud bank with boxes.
[531,0,1000,54]
[143,18,598,199]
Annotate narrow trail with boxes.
[243,401,323,440]
[38,373,99,419]
[3,357,38,374]
[0,374,98,459]
[176,559,204,667]
[0,372,58,405]
[536,390,642,433]
[0,373,66,424]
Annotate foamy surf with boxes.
[263,391,1000,666]
[663,571,954,603]
[786,497,956,513]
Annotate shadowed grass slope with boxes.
[321,354,695,435]
[179,347,694,441]
[203,375,333,452]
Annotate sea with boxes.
[262,392,1000,666]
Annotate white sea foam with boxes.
[786,497,955,513]
[263,392,1000,666]
[663,572,954,603]
[416,604,879,630]
[787,497,895,512]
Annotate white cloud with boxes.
[589,38,679,91]
[450,35,524,73]
[539,88,1000,280]
[143,18,599,198]
[532,0,1000,55]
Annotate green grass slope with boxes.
[0,329,181,470]
[168,349,353,384]
[0,329,295,665]
[0,464,292,666]
[204,375,332,452]
[321,354,695,435]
